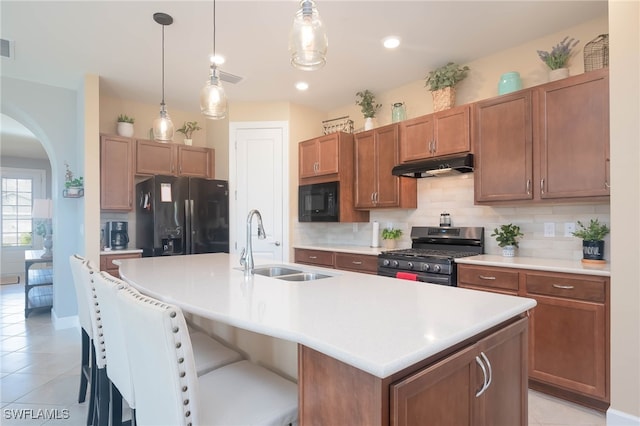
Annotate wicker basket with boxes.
[432,87,456,112]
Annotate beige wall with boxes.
[83,74,101,265]
[609,1,640,421]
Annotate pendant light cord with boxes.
[212,0,216,59]
[161,23,166,107]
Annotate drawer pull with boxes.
[479,275,496,280]
[308,256,317,259]
[552,284,575,290]
[352,261,363,265]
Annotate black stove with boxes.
[377,226,484,286]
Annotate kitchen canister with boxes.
[392,102,406,123]
[498,72,522,95]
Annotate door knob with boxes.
[274,241,281,246]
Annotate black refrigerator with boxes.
[136,176,229,257]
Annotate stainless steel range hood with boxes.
[391,153,474,178]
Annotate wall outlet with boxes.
[564,222,576,237]
[544,222,555,237]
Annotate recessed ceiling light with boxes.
[296,82,309,91]
[383,36,401,49]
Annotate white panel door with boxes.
[231,122,288,263]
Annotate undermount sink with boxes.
[251,266,303,277]
[276,272,331,282]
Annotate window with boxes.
[0,168,45,248]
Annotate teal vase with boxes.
[498,72,522,95]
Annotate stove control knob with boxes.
[407,262,414,270]
[421,264,430,271]
[392,260,399,268]
[382,259,390,267]
[433,264,441,273]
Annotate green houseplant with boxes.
[572,219,610,261]
[116,114,135,137]
[382,227,402,249]
[424,62,470,112]
[491,224,524,257]
[355,90,382,130]
[177,121,202,145]
[64,162,84,197]
[537,36,580,70]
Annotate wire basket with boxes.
[584,34,609,72]
[322,116,354,135]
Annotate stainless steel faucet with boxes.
[239,209,266,273]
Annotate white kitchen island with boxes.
[117,253,536,425]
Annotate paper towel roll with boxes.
[371,221,380,248]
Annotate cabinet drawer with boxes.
[334,253,378,274]
[457,265,519,292]
[294,249,334,267]
[525,272,606,303]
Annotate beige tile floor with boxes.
[1,282,606,425]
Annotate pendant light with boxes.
[288,0,328,71]
[152,12,175,141]
[200,0,227,119]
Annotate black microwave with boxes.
[299,182,339,222]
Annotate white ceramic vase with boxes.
[364,117,375,131]
[383,239,396,249]
[117,122,134,137]
[502,245,516,257]
[549,68,570,82]
[184,139,193,146]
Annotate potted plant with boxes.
[537,36,580,81]
[355,90,382,130]
[64,162,84,197]
[381,227,402,249]
[572,219,610,261]
[116,114,135,137]
[491,223,524,257]
[176,121,202,145]
[424,62,470,112]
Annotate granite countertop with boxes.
[456,254,611,277]
[117,253,535,378]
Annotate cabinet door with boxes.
[316,134,340,175]
[136,139,175,175]
[354,131,377,208]
[374,124,401,207]
[400,114,434,162]
[100,135,134,211]
[433,105,471,157]
[538,69,609,199]
[177,146,214,178]
[474,90,534,203]
[299,139,319,179]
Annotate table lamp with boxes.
[32,199,53,259]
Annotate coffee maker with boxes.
[106,221,129,250]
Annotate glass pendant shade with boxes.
[200,66,228,119]
[153,106,174,141]
[289,0,327,71]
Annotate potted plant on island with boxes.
[176,121,202,146]
[537,36,580,81]
[381,227,403,249]
[424,62,470,112]
[491,223,524,257]
[355,90,382,130]
[572,218,610,263]
[116,114,135,137]
[63,162,84,197]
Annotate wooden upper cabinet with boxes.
[473,90,534,203]
[100,135,134,211]
[400,105,470,162]
[299,133,340,180]
[538,68,610,200]
[136,139,215,179]
[354,124,416,209]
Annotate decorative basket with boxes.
[322,116,354,135]
[432,87,456,112]
[584,34,609,72]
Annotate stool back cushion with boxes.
[116,286,200,426]
[92,272,136,406]
[69,255,92,337]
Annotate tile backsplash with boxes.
[293,174,610,261]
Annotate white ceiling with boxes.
[1,1,607,160]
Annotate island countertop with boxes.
[117,253,536,378]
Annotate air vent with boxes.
[1,39,14,59]
[220,70,243,84]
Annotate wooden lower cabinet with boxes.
[334,252,378,274]
[458,264,519,295]
[100,252,141,279]
[299,317,528,426]
[294,248,334,268]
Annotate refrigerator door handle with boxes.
[189,199,195,254]
[185,199,192,255]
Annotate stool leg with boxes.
[96,368,110,426]
[110,382,123,426]
[87,345,97,426]
[78,329,90,403]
